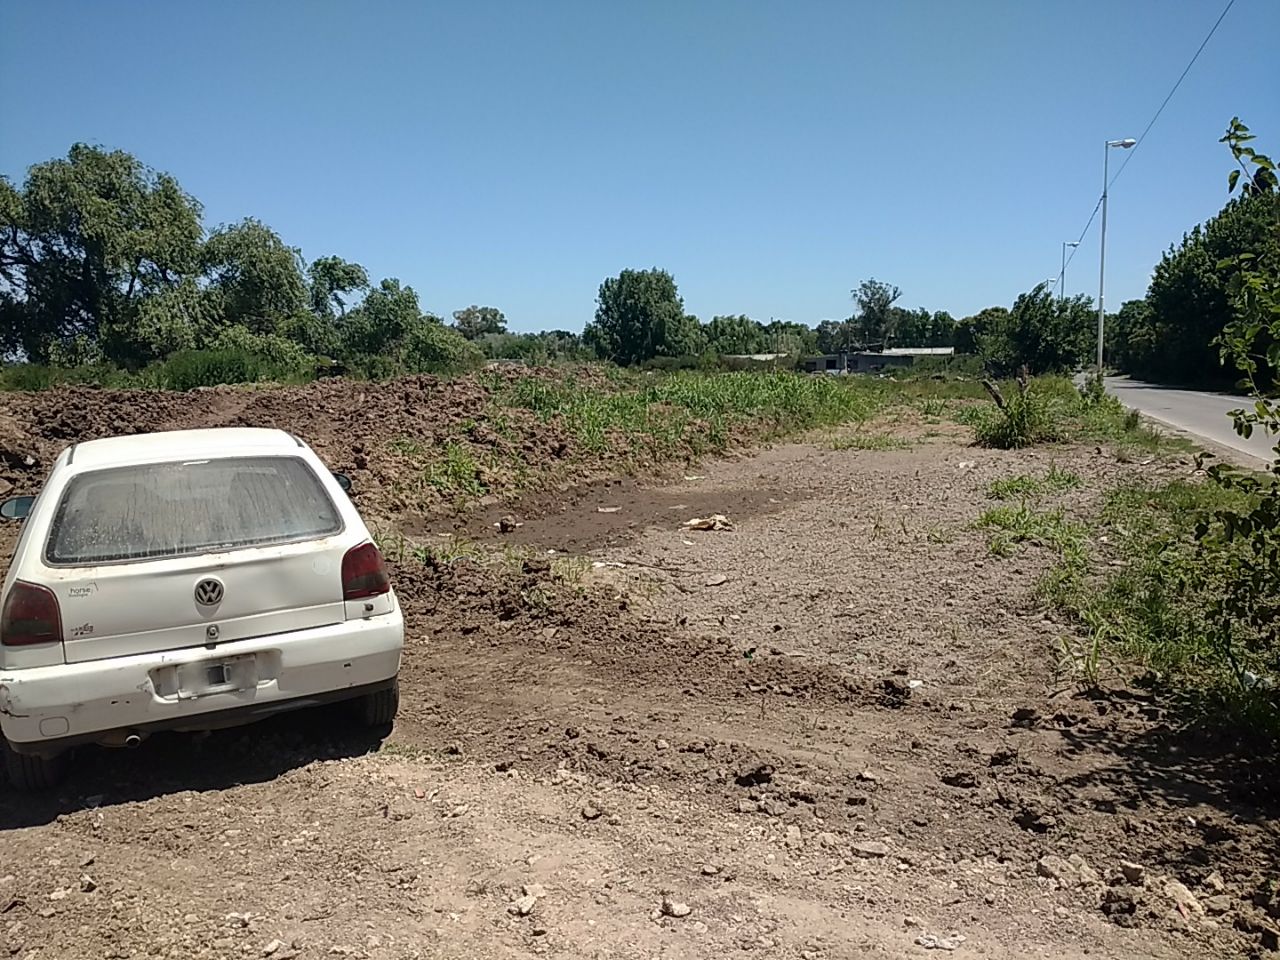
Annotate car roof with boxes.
[66,428,307,470]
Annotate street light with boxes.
[1097,138,1136,377]
[1059,241,1079,302]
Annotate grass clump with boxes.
[987,464,1082,500]
[972,380,1061,449]
[975,502,1088,562]
[830,432,910,452]
[423,442,486,498]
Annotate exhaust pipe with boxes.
[99,730,147,749]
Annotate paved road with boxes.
[1106,376,1275,463]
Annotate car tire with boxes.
[358,680,399,727]
[3,741,68,792]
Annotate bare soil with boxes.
[1,383,1277,960]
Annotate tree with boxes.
[851,279,902,346]
[704,315,767,355]
[451,305,507,340]
[814,319,853,354]
[887,306,930,346]
[955,307,1008,355]
[978,283,1092,375]
[340,278,425,358]
[1191,118,1280,699]
[477,329,589,364]
[1106,299,1154,374]
[927,310,957,347]
[0,143,203,363]
[307,256,368,320]
[761,319,817,357]
[585,268,700,365]
[201,218,308,336]
[1128,190,1280,385]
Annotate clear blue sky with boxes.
[2,0,1277,332]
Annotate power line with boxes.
[1059,0,1236,284]
[1108,0,1236,189]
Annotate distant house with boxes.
[802,346,954,375]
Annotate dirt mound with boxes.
[0,371,583,526]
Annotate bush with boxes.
[398,322,485,375]
[150,348,308,391]
[972,381,1060,449]
[208,324,314,368]
[0,363,134,391]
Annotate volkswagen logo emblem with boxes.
[194,578,224,607]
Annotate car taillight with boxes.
[1,581,63,647]
[342,542,391,600]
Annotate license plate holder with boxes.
[176,654,257,699]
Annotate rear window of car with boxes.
[45,456,343,565]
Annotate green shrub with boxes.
[987,465,1082,500]
[972,384,1060,449]
[150,348,307,391]
[208,324,314,368]
[1043,479,1278,730]
[0,363,135,391]
[399,322,485,375]
[1,364,60,391]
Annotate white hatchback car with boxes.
[0,427,404,791]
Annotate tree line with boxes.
[1107,180,1278,386]
[6,139,1267,386]
[0,144,984,381]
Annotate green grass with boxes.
[975,502,1088,563]
[424,442,486,498]
[1034,477,1280,733]
[830,432,910,451]
[500,371,888,458]
[972,384,1061,449]
[987,464,1082,500]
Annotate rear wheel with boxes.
[357,680,399,728]
[3,741,68,792]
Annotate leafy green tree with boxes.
[927,310,957,347]
[1106,299,1154,374]
[307,256,368,320]
[851,278,902,345]
[978,284,1092,375]
[1192,118,1280,700]
[1130,191,1280,384]
[0,143,203,363]
[451,305,507,340]
[478,329,588,363]
[201,218,308,336]
[585,268,702,364]
[401,322,484,373]
[955,307,1008,355]
[704,315,767,355]
[761,319,817,357]
[340,278,424,358]
[814,318,853,354]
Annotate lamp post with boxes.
[1097,138,1136,377]
[1060,241,1079,302]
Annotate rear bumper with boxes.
[0,611,403,754]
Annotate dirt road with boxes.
[2,418,1276,960]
